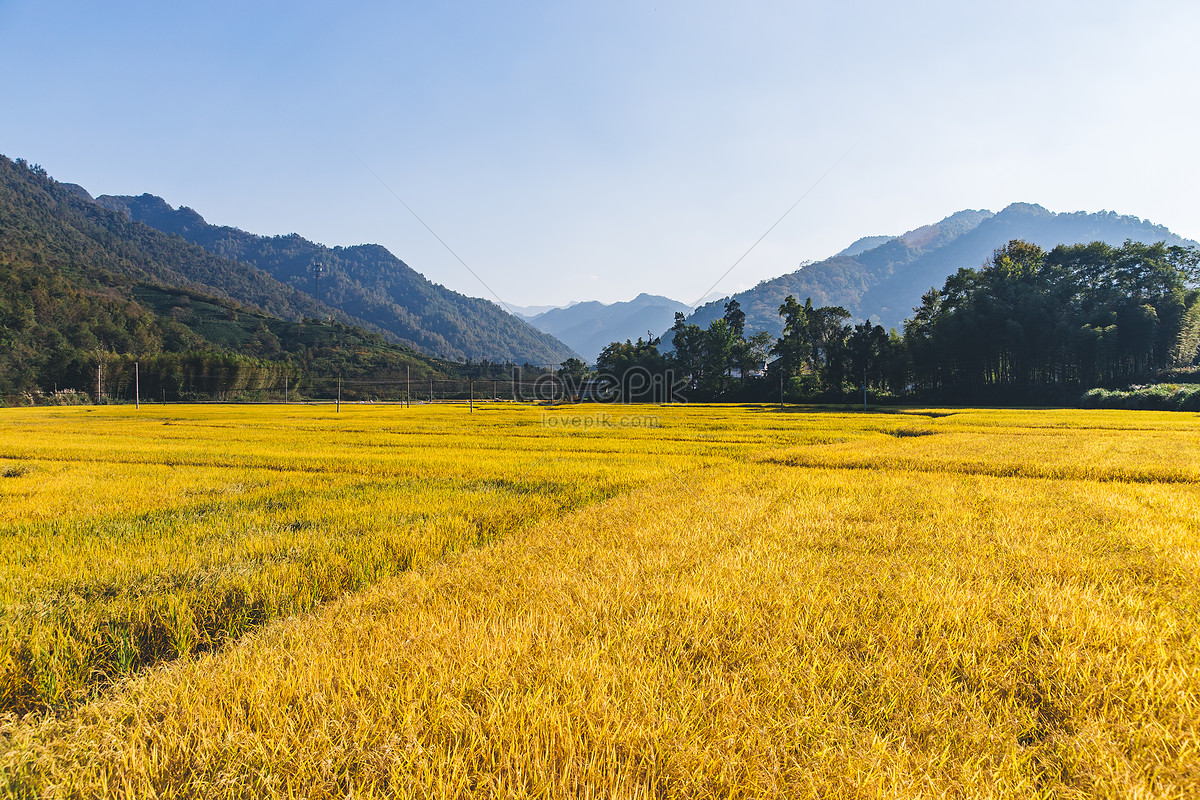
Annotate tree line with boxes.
[590,239,1200,403]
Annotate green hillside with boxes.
[0,155,508,400]
[101,193,578,365]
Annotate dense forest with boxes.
[0,156,541,401]
[595,239,1200,405]
[102,193,577,366]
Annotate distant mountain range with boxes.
[509,301,580,317]
[521,293,691,363]
[98,193,577,366]
[684,203,1200,338]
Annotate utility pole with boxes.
[135,362,140,410]
[284,375,288,404]
[430,378,434,404]
[863,364,868,412]
[406,365,411,408]
[336,377,341,413]
[469,379,474,412]
[97,361,102,404]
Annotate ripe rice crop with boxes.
[0,403,797,714]
[1,403,1198,797]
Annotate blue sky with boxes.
[3,1,1198,307]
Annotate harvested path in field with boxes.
[6,408,1200,798]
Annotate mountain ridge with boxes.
[99,193,578,366]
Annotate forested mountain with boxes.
[101,193,577,365]
[0,155,492,398]
[523,293,690,363]
[835,235,895,258]
[685,204,1199,337]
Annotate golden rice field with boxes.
[1,402,1199,798]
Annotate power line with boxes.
[690,130,872,309]
[344,144,520,318]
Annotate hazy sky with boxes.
[3,1,1198,307]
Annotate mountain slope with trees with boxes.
[0,155,505,399]
[685,204,1198,337]
[100,193,577,365]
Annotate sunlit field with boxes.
[2,402,1199,798]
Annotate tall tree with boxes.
[723,299,746,339]
[772,295,851,393]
